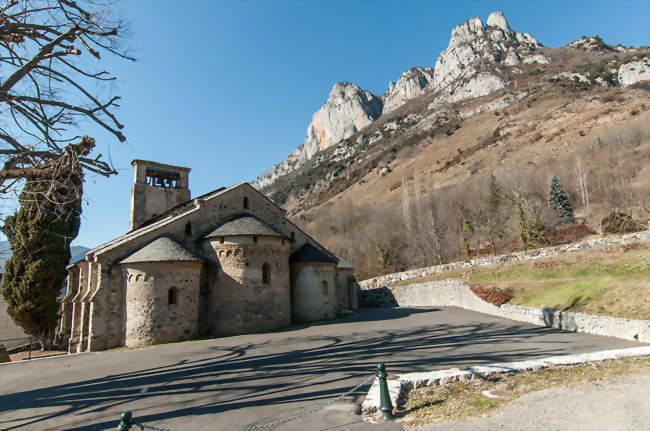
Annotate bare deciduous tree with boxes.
[574,157,589,207]
[400,176,411,231]
[0,0,133,202]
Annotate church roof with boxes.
[290,243,338,263]
[335,255,354,269]
[81,183,337,268]
[119,237,203,264]
[204,214,284,238]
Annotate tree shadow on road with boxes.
[0,307,610,430]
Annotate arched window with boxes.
[243,197,249,209]
[185,221,192,235]
[262,263,271,285]
[321,280,329,295]
[168,287,178,305]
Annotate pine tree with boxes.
[548,175,574,226]
[1,153,83,350]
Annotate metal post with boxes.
[117,411,133,430]
[376,363,394,421]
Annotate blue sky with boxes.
[37,0,649,247]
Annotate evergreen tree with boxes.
[548,175,574,226]
[1,149,83,350]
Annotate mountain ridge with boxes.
[252,11,554,189]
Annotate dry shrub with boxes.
[469,285,514,306]
[544,224,596,245]
[601,210,642,233]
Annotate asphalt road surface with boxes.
[0,307,642,431]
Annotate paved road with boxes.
[0,307,642,431]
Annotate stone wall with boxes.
[366,278,650,342]
[335,268,358,311]
[360,230,649,290]
[203,235,291,336]
[122,261,202,348]
[291,261,337,323]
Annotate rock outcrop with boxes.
[251,145,308,190]
[304,82,383,159]
[253,82,382,189]
[567,36,613,52]
[383,67,434,113]
[618,58,650,87]
[428,11,541,108]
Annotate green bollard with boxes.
[117,411,133,430]
[376,363,394,421]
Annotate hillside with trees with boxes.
[253,15,650,280]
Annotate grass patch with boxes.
[394,243,650,319]
[399,356,650,427]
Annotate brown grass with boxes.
[399,356,650,427]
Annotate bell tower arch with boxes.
[129,160,191,230]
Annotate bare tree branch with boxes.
[0,0,132,205]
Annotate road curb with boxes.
[361,345,650,414]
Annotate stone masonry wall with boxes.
[370,278,650,342]
[360,230,649,290]
[123,261,202,348]
[203,235,291,336]
[291,261,337,323]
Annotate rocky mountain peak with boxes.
[383,67,434,114]
[429,11,542,107]
[303,82,383,159]
[251,82,383,189]
[449,16,485,47]
[486,11,510,31]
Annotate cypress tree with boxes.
[548,175,574,226]
[1,153,83,350]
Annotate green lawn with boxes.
[396,243,650,320]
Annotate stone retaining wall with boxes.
[371,278,650,342]
[359,230,649,290]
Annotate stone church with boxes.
[58,160,357,352]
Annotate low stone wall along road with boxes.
[0,308,644,431]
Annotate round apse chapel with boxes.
[120,236,204,348]
[202,214,291,335]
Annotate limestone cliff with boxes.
[383,67,434,114]
[253,82,382,189]
[304,82,383,159]
[428,11,541,107]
